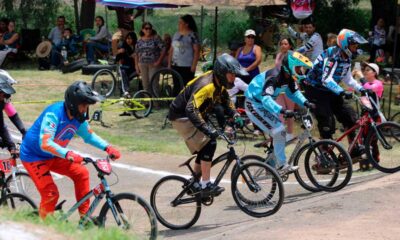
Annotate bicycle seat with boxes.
[179,156,196,168]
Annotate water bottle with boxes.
[61,46,68,62]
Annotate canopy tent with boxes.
[96,0,182,9]
[139,0,287,7]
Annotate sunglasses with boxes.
[246,35,255,39]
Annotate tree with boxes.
[370,0,397,28]
[80,0,96,30]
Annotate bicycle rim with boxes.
[6,172,40,205]
[305,140,352,192]
[231,161,284,218]
[293,143,321,192]
[1,193,37,211]
[99,193,157,240]
[92,70,116,98]
[132,90,153,119]
[150,175,201,230]
[366,121,400,173]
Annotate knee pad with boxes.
[197,139,217,162]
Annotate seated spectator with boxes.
[0,18,9,50]
[0,20,19,67]
[116,31,137,96]
[86,16,111,64]
[135,22,166,96]
[48,16,66,68]
[50,28,80,68]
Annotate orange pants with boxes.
[22,158,90,219]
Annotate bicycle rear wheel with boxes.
[304,140,352,192]
[5,172,40,204]
[150,175,201,230]
[98,193,157,240]
[131,90,153,119]
[231,161,284,218]
[0,192,37,211]
[91,69,116,98]
[365,121,400,173]
[151,68,183,99]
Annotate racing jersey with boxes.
[169,71,235,132]
[245,68,307,114]
[305,46,363,95]
[288,26,323,62]
[20,102,108,162]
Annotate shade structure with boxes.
[142,0,287,7]
[97,0,182,9]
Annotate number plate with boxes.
[302,114,313,130]
[0,158,16,174]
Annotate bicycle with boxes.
[91,63,153,119]
[150,67,184,107]
[150,126,284,230]
[54,156,157,239]
[0,156,37,211]
[241,108,353,192]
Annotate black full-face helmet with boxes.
[64,81,104,122]
[213,53,248,89]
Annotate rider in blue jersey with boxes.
[245,51,315,173]
[304,29,369,159]
[20,81,121,219]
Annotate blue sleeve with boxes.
[321,59,344,95]
[285,88,307,106]
[77,121,109,150]
[39,112,69,158]
[261,95,282,115]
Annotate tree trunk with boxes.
[80,0,96,30]
[370,0,397,29]
[73,0,80,32]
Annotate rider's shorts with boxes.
[172,118,210,155]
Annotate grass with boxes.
[0,209,133,240]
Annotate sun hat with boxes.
[244,29,256,37]
[35,41,52,58]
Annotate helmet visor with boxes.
[0,82,16,95]
[350,33,368,45]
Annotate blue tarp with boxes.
[97,0,182,9]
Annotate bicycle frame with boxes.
[100,98,147,112]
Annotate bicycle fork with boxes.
[370,124,393,150]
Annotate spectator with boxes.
[288,17,323,62]
[116,31,137,97]
[48,16,65,46]
[0,18,9,50]
[326,33,337,48]
[353,62,383,103]
[135,22,166,96]
[369,18,386,63]
[275,37,297,142]
[50,28,79,68]
[236,29,262,84]
[86,16,111,64]
[108,7,143,57]
[0,20,19,67]
[168,14,200,86]
[162,33,172,67]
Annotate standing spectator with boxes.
[353,62,383,102]
[275,37,297,142]
[236,29,262,84]
[168,14,200,86]
[86,16,111,64]
[326,33,338,48]
[369,18,386,63]
[0,20,19,67]
[48,16,65,46]
[162,33,172,67]
[135,22,166,95]
[116,32,137,97]
[288,17,323,62]
[108,7,143,57]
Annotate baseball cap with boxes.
[244,29,256,37]
[362,62,379,75]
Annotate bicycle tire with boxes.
[5,172,40,204]
[231,155,264,178]
[98,192,158,240]
[91,69,116,98]
[131,90,153,119]
[150,68,183,99]
[390,112,400,124]
[293,143,321,193]
[304,140,352,192]
[231,161,284,218]
[0,192,37,211]
[365,121,400,173]
[150,175,201,230]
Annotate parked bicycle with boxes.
[150,126,284,230]
[241,108,352,192]
[0,156,37,211]
[54,156,157,239]
[150,68,184,106]
[91,63,152,119]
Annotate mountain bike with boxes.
[54,156,157,239]
[0,157,37,211]
[241,108,352,192]
[150,127,284,230]
[91,63,152,119]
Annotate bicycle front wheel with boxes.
[5,172,40,204]
[91,69,116,98]
[98,193,158,240]
[231,161,284,218]
[150,175,201,230]
[304,140,352,192]
[150,68,183,99]
[131,90,153,119]
[365,121,400,173]
[293,142,321,193]
[0,192,37,211]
